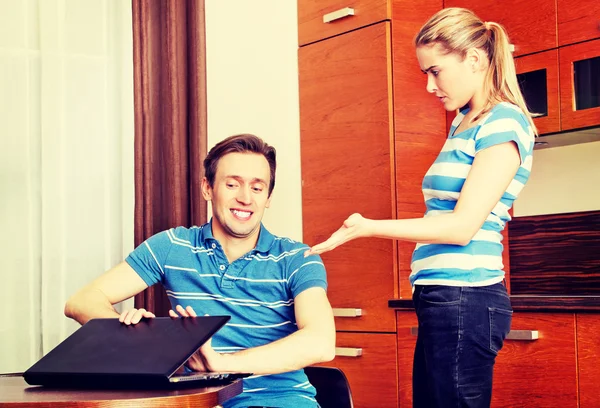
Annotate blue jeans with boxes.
[412,283,512,408]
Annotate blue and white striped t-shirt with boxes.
[410,102,535,287]
[126,221,327,408]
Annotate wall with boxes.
[205,1,303,241]
[513,141,600,217]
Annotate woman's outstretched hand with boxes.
[304,213,370,257]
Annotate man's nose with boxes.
[237,187,251,204]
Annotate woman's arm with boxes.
[305,141,520,255]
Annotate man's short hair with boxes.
[204,134,277,196]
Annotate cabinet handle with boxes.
[332,308,363,317]
[410,327,538,341]
[323,7,355,23]
[506,330,539,341]
[335,347,363,357]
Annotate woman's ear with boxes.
[465,47,485,72]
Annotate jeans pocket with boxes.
[489,307,513,354]
[418,285,462,306]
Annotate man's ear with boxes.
[265,194,272,209]
[201,177,212,201]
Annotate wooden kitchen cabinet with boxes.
[576,314,600,408]
[299,1,600,407]
[492,313,577,407]
[557,0,600,46]
[391,0,447,299]
[515,49,561,135]
[396,311,418,407]
[396,312,578,408]
[299,22,397,333]
[443,0,557,56]
[298,0,390,46]
[394,309,583,408]
[317,332,398,408]
[559,39,600,131]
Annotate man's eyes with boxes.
[225,182,263,192]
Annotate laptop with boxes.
[23,316,251,389]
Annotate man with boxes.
[65,134,335,408]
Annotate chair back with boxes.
[304,366,353,408]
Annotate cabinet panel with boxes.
[559,39,600,131]
[396,312,418,408]
[444,0,557,56]
[298,0,389,46]
[576,314,600,408]
[515,49,560,135]
[316,332,398,408]
[492,313,577,407]
[299,22,396,332]
[557,0,600,46]
[391,1,446,297]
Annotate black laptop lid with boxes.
[25,316,230,378]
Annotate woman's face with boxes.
[416,43,481,111]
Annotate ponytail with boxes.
[484,22,538,135]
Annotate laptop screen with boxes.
[26,316,230,378]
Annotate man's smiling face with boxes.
[202,152,272,241]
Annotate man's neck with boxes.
[211,225,260,263]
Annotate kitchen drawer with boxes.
[397,311,577,407]
[298,0,390,46]
[316,332,398,408]
[492,313,577,407]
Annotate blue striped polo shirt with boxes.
[410,102,535,287]
[126,221,327,408]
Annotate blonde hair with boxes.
[415,8,538,135]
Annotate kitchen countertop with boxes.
[389,296,600,312]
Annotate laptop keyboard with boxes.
[169,372,232,383]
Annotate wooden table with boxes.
[0,376,242,407]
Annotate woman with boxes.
[305,7,537,408]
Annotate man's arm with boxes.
[64,261,149,325]
[186,286,336,375]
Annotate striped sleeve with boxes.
[125,230,174,286]
[286,252,327,298]
[474,106,533,164]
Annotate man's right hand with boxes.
[118,308,156,325]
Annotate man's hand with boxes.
[304,213,371,256]
[118,308,155,325]
[169,305,232,373]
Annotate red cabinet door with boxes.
[300,22,396,332]
[444,0,557,56]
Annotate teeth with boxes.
[232,210,251,218]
